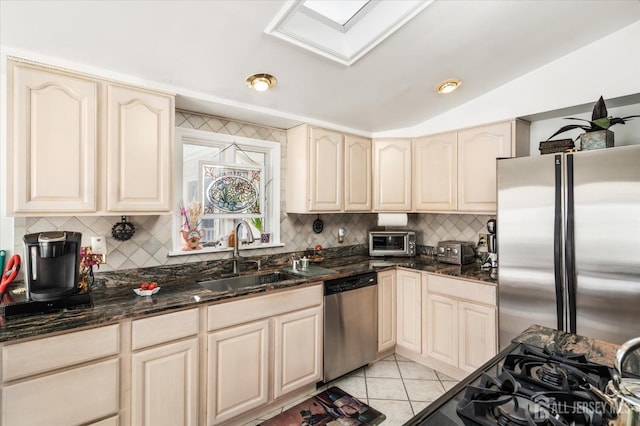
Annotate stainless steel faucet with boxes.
[232,220,255,274]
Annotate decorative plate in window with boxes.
[201,163,263,216]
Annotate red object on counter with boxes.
[0,254,21,300]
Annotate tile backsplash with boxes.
[13,111,494,272]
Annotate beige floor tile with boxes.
[410,400,431,414]
[365,359,401,378]
[395,353,412,362]
[329,375,367,399]
[381,354,396,362]
[367,399,414,426]
[436,371,457,381]
[398,362,438,380]
[403,379,446,402]
[366,377,408,400]
[442,380,459,391]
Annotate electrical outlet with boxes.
[478,233,488,248]
[91,236,107,264]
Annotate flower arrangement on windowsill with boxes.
[180,199,205,251]
[79,247,103,291]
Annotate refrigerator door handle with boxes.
[554,155,565,331]
[565,154,577,334]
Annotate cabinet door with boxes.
[396,269,422,353]
[457,122,512,212]
[207,319,269,425]
[377,270,397,353]
[458,302,497,373]
[413,132,457,211]
[2,359,118,426]
[425,294,458,367]
[9,61,97,213]
[273,306,323,399]
[373,139,412,211]
[106,84,173,212]
[131,338,198,426]
[344,135,372,211]
[309,127,343,211]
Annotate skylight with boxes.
[303,0,369,27]
[265,0,432,66]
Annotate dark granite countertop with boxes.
[514,324,621,370]
[0,255,496,343]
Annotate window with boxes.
[172,128,281,255]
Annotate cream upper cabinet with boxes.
[457,122,513,212]
[373,139,412,211]
[287,125,372,213]
[106,84,173,212]
[344,134,372,211]
[6,59,174,216]
[377,269,397,353]
[8,61,98,214]
[396,269,422,353]
[308,127,343,211]
[413,132,457,211]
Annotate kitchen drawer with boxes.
[2,359,119,426]
[427,274,496,306]
[208,284,323,331]
[132,308,199,350]
[1,324,119,382]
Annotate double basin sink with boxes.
[198,271,299,293]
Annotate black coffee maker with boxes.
[23,231,82,301]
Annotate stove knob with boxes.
[452,248,459,255]
[438,246,445,254]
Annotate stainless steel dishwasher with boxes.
[323,271,378,382]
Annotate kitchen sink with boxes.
[198,271,298,292]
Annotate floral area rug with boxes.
[259,386,385,425]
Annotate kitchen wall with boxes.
[13,110,492,272]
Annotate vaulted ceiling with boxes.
[2,1,639,134]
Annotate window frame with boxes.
[171,127,282,256]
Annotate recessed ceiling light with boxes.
[246,73,277,92]
[435,78,462,94]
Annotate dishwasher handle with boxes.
[324,272,377,296]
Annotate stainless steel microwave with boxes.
[369,231,417,257]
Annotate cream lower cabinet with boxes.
[377,269,397,353]
[130,308,200,426]
[207,285,323,425]
[208,319,270,424]
[396,268,422,353]
[424,275,497,374]
[7,59,174,216]
[1,325,120,426]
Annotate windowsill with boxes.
[168,242,285,257]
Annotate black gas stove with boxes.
[408,343,617,426]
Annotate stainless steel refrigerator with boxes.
[497,144,640,349]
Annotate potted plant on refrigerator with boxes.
[544,96,639,151]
